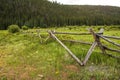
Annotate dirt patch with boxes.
[61,72,68,80]
[19,72,30,80]
[65,65,79,72]
[0,65,37,80]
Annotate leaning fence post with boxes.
[90,28,106,54]
[83,28,105,65]
[83,41,97,65]
[36,29,42,43]
[48,30,83,66]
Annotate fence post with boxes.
[48,30,83,66]
[90,28,106,53]
[83,28,105,65]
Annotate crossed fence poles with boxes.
[48,28,120,66]
[22,28,120,66]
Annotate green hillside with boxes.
[0,0,120,29]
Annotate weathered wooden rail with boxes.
[48,28,120,66]
[48,31,83,66]
[52,31,103,35]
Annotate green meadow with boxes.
[0,26,120,80]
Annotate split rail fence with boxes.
[48,28,120,66]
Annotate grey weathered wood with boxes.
[83,41,97,65]
[63,40,120,53]
[89,28,104,41]
[37,30,42,43]
[44,36,50,42]
[48,31,83,66]
[89,28,106,54]
[103,46,120,53]
[97,34,120,47]
[103,35,120,40]
[47,28,120,66]
[83,28,106,65]
[96,29,106,54]
[52,31,103,35]
[100,51,120,59]
[90,28,120,59]
[62,40,92,45]
[62,40,120,53]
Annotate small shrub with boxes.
[8,25,20,33]
[22,25,28,30]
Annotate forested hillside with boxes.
[0,0,120,29]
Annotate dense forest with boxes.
[0,0,120,29]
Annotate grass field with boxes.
[0,26,120,80]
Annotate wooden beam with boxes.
[103,35,120,40]
[83,41,97,65]
[89,28,104,41]
[37,32,42,43]
[89,28,106,54]
[100,52,120,59]
[44,36,50,42]
[63,40,120,53]
[97,34,120,47]
[62,39,92,45]
[48,31,83,66]
[82,29,105,65]
[103,46,120,53]
[89,28,120,59]
[52,31,103,35]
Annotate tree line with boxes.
[0,0,120,29]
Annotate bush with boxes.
[22,25,28,30]
[8,25,20,33]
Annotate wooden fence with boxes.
[48,28,120,66]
